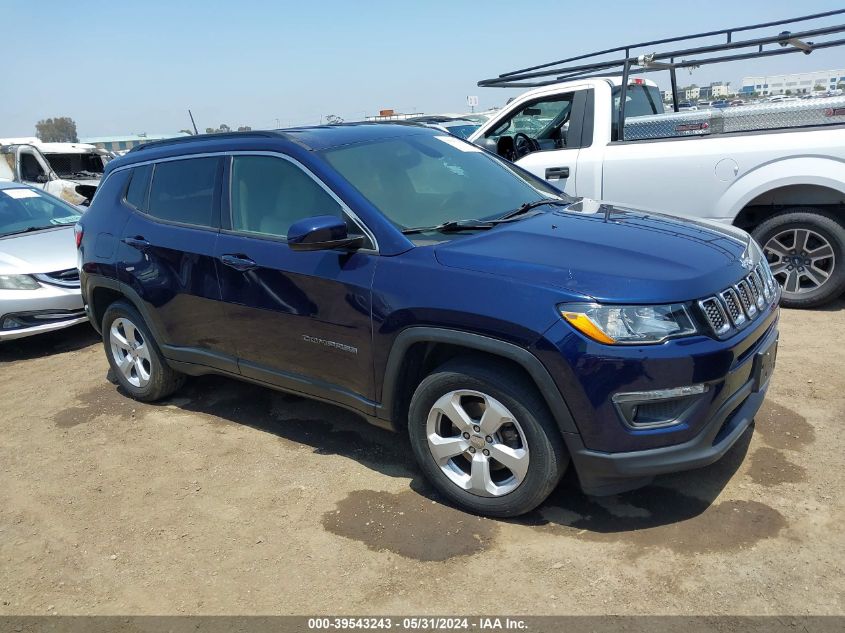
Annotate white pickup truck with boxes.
[0,139,111,205]
[469,76,845,308]
[470,8,845,308]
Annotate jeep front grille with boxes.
[698,263,777,338]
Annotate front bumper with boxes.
[0,285,87,341]
[566,367,769,495]
[534,300,779,495]
[0,314,89,341]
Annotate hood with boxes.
[433,200,753,303]
[0,226,77,275]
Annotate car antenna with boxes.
[188,109,199,135]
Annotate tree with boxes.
[324,114,344,125]
[785,89,792,96]
[837,82,845,91]
[237,125,252,132]
[35,117,78,142]
[813,84,825,92]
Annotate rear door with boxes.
[213,153,377,407]
[115,156,232,370]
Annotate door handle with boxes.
[545,167,570,180]
[220,254,258,272]
[122,236,151,250]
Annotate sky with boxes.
[3,0,845,137]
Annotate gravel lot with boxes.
[0,301,843,616]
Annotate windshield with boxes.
[322,133,562,231]
[44,152,106,178]
[0,187,82,237]
[442,123,480,139]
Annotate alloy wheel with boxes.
[763,228,835,295]
[109,317,152,388]
[426,389,529,497]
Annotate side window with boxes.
[147,157,218,227]
[486,93,575,146]
[20,151,47,182]
[230,156,343,238]
[125,164,152,210]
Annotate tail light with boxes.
[74,223,84,249]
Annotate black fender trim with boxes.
[84,274,169,355]
[82,274,122,334]
[377,327,579,435]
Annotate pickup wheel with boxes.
[752,208,845,309]
[407,359,568,517]
[102,301,185,402]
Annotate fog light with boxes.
[612,384,708,429]
[2,316,25,330]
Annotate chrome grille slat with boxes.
[698,297,729,335]
[720,288,745,326]
[748,271,765,309]
[698,262,777,338]
[736,280,757,317]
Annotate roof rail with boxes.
[128,130,282,153]
[478,9,845,88]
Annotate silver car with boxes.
[0,181,87,341]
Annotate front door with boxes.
[473,89,591,195]
[214,153,377,408]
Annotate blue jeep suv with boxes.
[77,124,779,517]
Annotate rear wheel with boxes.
[752,208,845,308]
[102,301,185,402]
[408,359,567,517]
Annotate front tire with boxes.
[102,301,185,402]
[408,359,568,517]
[752,208,845,308]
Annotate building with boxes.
[363,109,420,121]
[679,85,700,101]
[740,69,845,96]
[80,132,191,153]
[699,82,732,100]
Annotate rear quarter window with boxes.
[124,164,152,210]
[147,157,219,227]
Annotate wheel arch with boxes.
[89,284,124,334]
[378,327,579,436]
[720,156,845,229]
[85,275,167,345]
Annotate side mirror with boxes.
[287,215,365,252]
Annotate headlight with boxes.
[559,302,697,345]
[0,274,40,290]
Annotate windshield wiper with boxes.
[498,199,569,221]
[401,199,573,235]
[0,226,50,238]
[401,219,497,235]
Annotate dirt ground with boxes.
[0,301,843,616]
